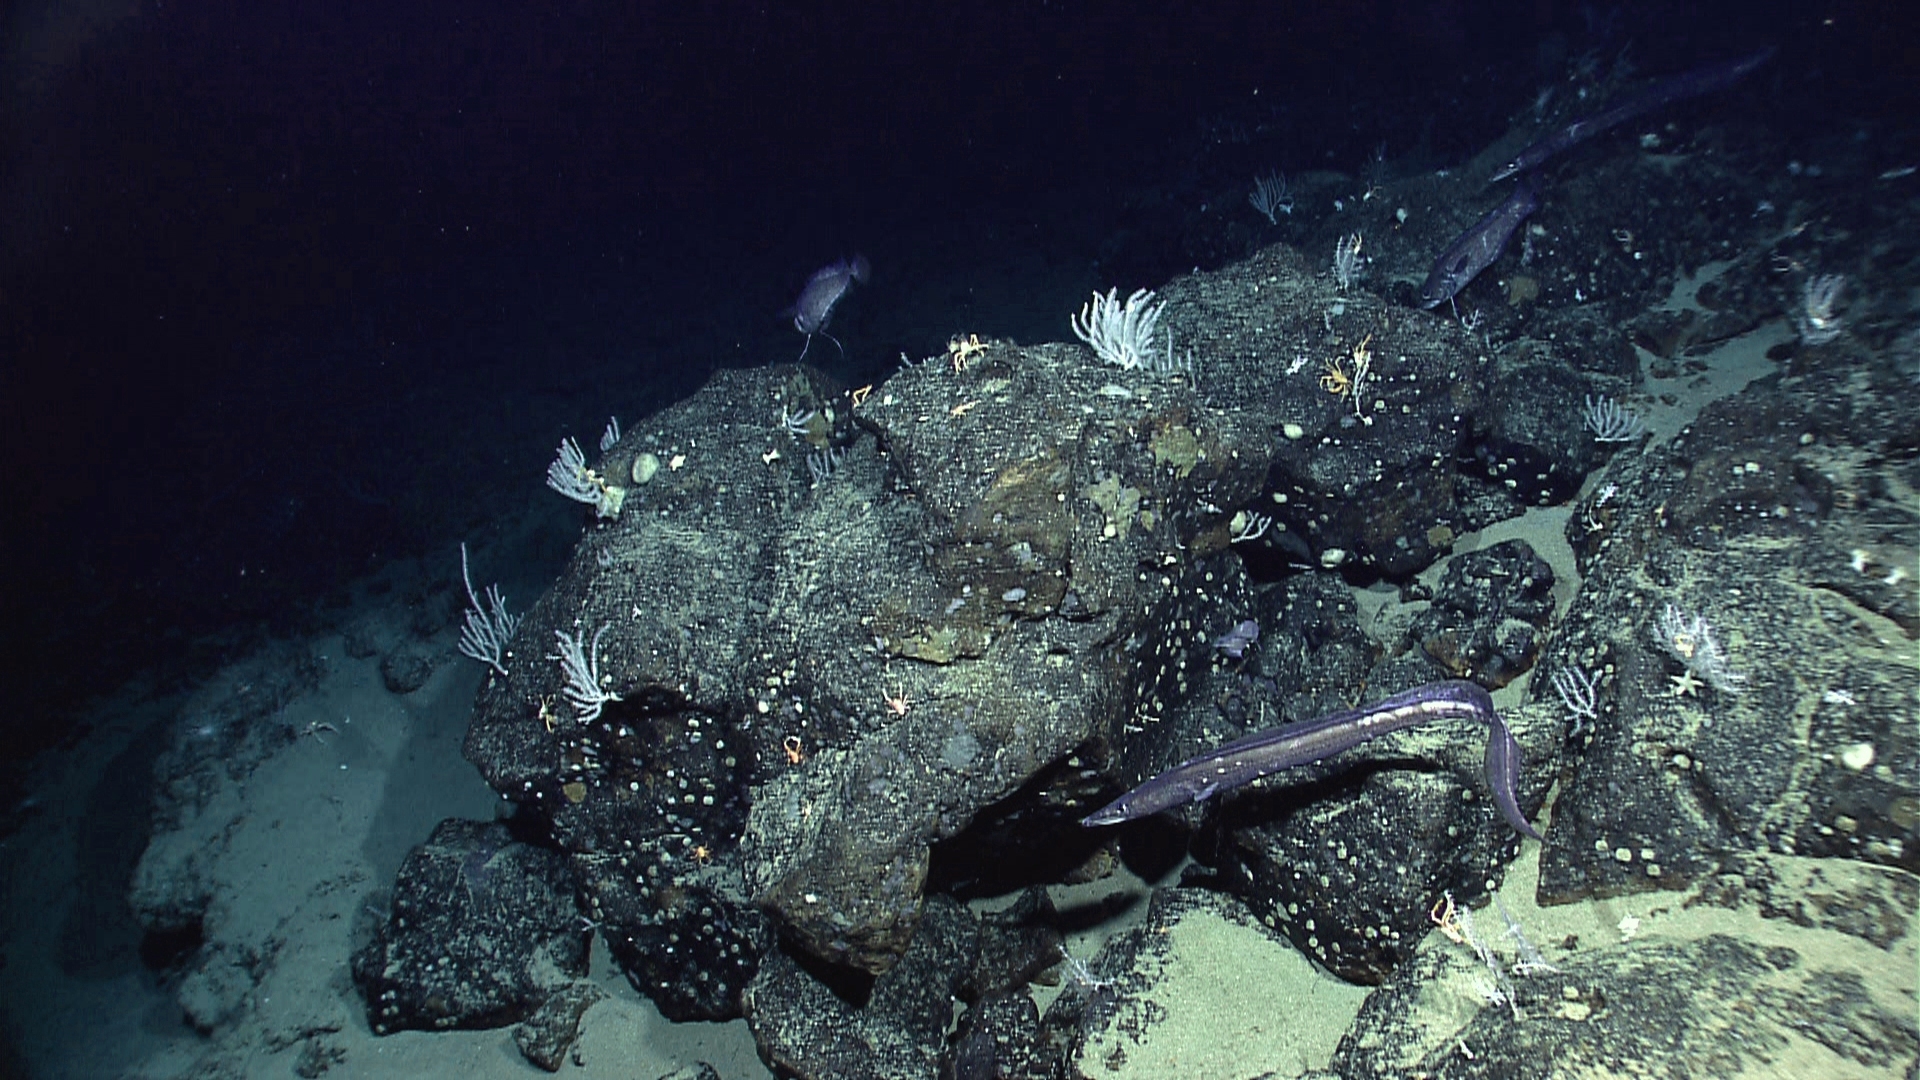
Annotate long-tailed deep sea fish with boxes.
[1082,679,1542,839]
[1488,46,1776,184]
[1421,47,1774,310]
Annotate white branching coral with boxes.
[1583,394,1645,442]
[456,543,520,677]
[1071,287,1167,371]
[1795,273,1846,346]
[1332,232,1365,292]
[551,624,620,723]
[1653,603,1747,696]
[546,436,627,519]
[1248,172,1293,224]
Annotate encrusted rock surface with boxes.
[346,93,1919,1078]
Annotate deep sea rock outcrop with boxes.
[442,240,1582,1031]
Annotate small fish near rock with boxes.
[789,255,870,361]
[1212,619,1260,660]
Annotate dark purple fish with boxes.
[1419,174,1540,308]
[1082,679,1541,839]
[1213,619,1260,659]
[1424,47,1774,311]
[791,256,870,337]
[1488,47,1775,184]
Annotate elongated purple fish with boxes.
[790,255,870,361]
[1488,47,1775,184]
[1083,679,1541,839]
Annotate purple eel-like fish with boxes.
[1419,46,1774,309]
[1082,679,1541,839]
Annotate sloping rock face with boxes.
[353,819,586,1034]
[1332,878,1920,1079]
[454,243,1580,1023]
[1538,353,1919,903]
[379,224,1915,1079]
